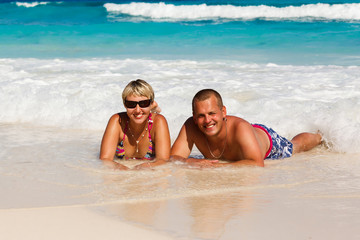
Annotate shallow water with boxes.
[1,124,360,239]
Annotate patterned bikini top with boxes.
[115,113,155,160]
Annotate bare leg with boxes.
[291,132,322,154]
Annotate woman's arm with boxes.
[99,114,129,170]
[100,114,121,160]
[152,114,171,165]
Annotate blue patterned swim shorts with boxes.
[252,124,293,160]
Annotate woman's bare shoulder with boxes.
[151,113,167,123]
[109,112,127,125]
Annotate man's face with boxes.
[193,95,226,137]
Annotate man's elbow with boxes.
[257,162,265,167]
[254,158,265,167]
[239,158,264,167]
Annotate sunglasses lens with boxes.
[139,100,151,108]
[125,100,137,108]
[125,99,151,108]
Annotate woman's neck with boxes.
[128,117,148,135]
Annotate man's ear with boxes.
[222,106,227,119]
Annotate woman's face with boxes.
[125,94,152,124]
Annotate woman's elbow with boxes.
[99,154,114,161]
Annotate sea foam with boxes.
[15,2,49,8]
[104,2,360,22]
[1,58,360,153]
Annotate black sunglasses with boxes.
[124,99,152,108]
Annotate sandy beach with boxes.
[0,205,175,240]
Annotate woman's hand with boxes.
[102,160,129,170]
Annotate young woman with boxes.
[100,79,171,170]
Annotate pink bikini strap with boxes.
[122,115,128,142]
[148,113,153,140]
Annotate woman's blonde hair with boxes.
[122,79,154,104]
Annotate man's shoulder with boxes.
[183,117,201,137]
[227,116,253,136]
[227,116,249,126]
[184,117,196,126]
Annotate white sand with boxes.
[0,205,174,240]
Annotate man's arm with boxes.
[170,118,195,161]
[188,159,262,168]
[233,121,265,167]
[185,157,264,168]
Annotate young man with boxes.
[170,89,322,167]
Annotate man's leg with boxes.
[291,132,322,154]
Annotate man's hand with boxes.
[185,158,220,168]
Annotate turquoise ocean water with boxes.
[1,0,360,65]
